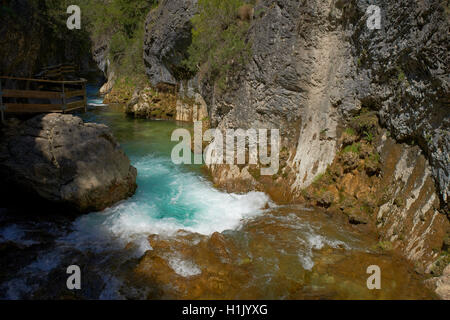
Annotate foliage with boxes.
[396,66,406,82]
[363,130,374,142]
[312,173,325,185]
[344,127,357,136]
[78,0,158,77]
[6,0,92,70]
[184,0,252,88]
[343,142,361,154]
[369,152,380,163]
[351,108,379,135]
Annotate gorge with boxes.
[0,0,448,300]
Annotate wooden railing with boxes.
[35,63,77,80]
[0,76,87,122]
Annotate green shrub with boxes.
[343,142,361,154]
[369,152,380,163]
[344,128,357,136]
[363,130,374,142]
[184,0,252,88]
[78,0,158,77]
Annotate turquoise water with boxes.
[0,87,434,299]
[0,87,270,299]
[67,91,270,254]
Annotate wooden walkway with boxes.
[0,75,87,122]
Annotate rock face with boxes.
[0,0,92,77]
[0,114,137,213]
[425,264,450,300]
[346,0,449,208]
[376,136,448,271]
[125,87,177,119]
[175,93,208,122]
[92,32,116,95]
[141,0,449,207]
[198,0,449,209]
[203,0,352,191]
[92,34,111,78]
[141,0,449,287]
[143,0,198,86]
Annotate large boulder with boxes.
[143,0,198,86]
[0,114,137,213]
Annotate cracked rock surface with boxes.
[0,114,137,213]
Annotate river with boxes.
[0,86,434,299]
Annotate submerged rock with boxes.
[134,207,434,299]
[0,114,137,213]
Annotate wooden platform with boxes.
[0,76,87,121]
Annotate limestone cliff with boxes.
[143,0,198,87]
[197,0,448,208]
[141,0,449,286]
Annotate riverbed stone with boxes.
[0,113,137,213]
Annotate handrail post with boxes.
[83,81,87,112]
[61,83,66,114]
[0,79,4,123]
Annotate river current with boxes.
[0,87,434,299]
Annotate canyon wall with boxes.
[197,0,449,209]
[141,0,449,278]
[143,0,198,87]
[0,0,93,77]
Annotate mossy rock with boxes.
[351,111,378,134]
[364,158,381,176]
[317,191,334,208]
[340,151,359,172]
[428,252,450,276]
[394,196,406,208]
[374,241,393,251]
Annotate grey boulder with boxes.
[0,114,137,213]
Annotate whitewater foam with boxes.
[168,255,202,277]
[62,154,270,257]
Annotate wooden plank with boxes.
[65,90,85,98]
[44,72,63,77]
[66,100,85,110]
[6,109,64,113]
[62,83,66,110]
[2,89,62,99]
[46,66,74,71]
[41,64,75,71]
[5,103,63,113]
[64,106,85,112]
[0,76,87,84]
